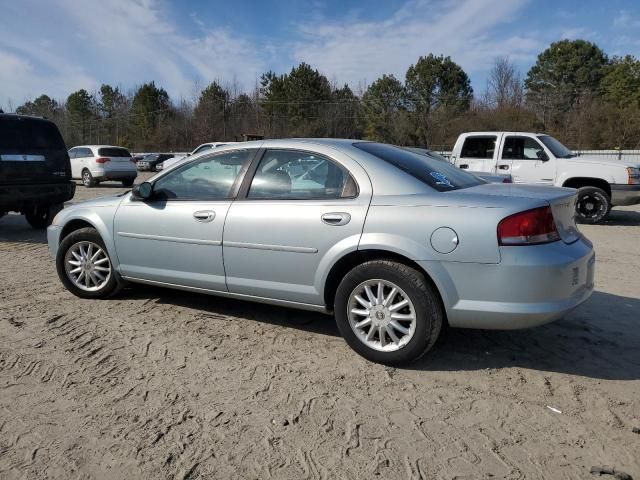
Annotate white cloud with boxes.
[0,0,265,108]
[291,0,540,89]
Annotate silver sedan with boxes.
[47,139,595,364]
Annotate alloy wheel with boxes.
[64,241,111,292]
[347,279,417,352]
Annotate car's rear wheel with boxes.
[82,169,96,188]
[25,203,62,229]
[122,178,135,187]
[334,260,443,365]
[575,186,611,224]
[56,227,119,298]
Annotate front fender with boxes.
[58,209,120,270]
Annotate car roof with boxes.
[0,113,55,123]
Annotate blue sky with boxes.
[1,0,640,109]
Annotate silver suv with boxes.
[48,139,594,364]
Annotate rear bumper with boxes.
[611,184,640,206]
[0,182,75,211]
[422,237,595,329]
[91,167,136,181]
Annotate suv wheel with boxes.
[575,186,611,224]
[25,203,62,229]
[82,169,96,188]
[334,260,443,365]
[122,178,135,187]
[56,227,119,298]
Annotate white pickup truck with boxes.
[451,132,640,223]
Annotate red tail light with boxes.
[95,157,110,164]
[498,206,560,246]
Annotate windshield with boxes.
[538,135,574,158]
[354,142,484,192]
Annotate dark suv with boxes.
[0,114,75,229]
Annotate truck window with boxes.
[460,136,496,159]
[502,137,546,160]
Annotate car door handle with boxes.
[193,210,215,222]
[321,212,351,226]
[459,164,469,169]
[498,165,510,170]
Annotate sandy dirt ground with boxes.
[0,177,639,479]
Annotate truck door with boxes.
[500,135,556,184]
[453,135,497,173]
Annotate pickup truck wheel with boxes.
[56,227,119,299]
[82,169,96,188]
[575,186,611,224]
[334,260,443,366]
[25,203,62,229]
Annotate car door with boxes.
[223,146,372,306]
[455,135,497,173]
[501,135,556,184]
[68,148,80,178]
[113,148,255,291]
[74,147,92,175]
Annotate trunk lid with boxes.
[454,183,581,244]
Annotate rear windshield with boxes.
[354,142,484,192]
[98,147,130,157]
[0,116,66,151]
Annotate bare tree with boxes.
[484,56,524,108]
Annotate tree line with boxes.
[12,39,640,152]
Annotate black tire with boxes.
[334,260,443,365]
[575,186,611,224]
[82,169,96,187]
[25,203,62,229]
[56,227,119,299]
[122,178,135,187]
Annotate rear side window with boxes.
[98,147,130,157]
[460,136,496,159]
[354,142,483,192]
[247,149,357,200]
[0,117,66,151]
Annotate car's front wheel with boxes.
[334,260,443,365]
[575,186,611,224]
[122,178,135,187]
[56,227,119,299]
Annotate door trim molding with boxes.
[117,231,222,246]
[224,240,318,254]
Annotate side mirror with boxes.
[538,150,549,162]
[132,181,154,200]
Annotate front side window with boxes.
[502,137,546,160]
[247,150,357,200]
[153,149,252,200]
[460,136,497,159]
[354,142,483,192]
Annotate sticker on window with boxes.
[429,172,454,188]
